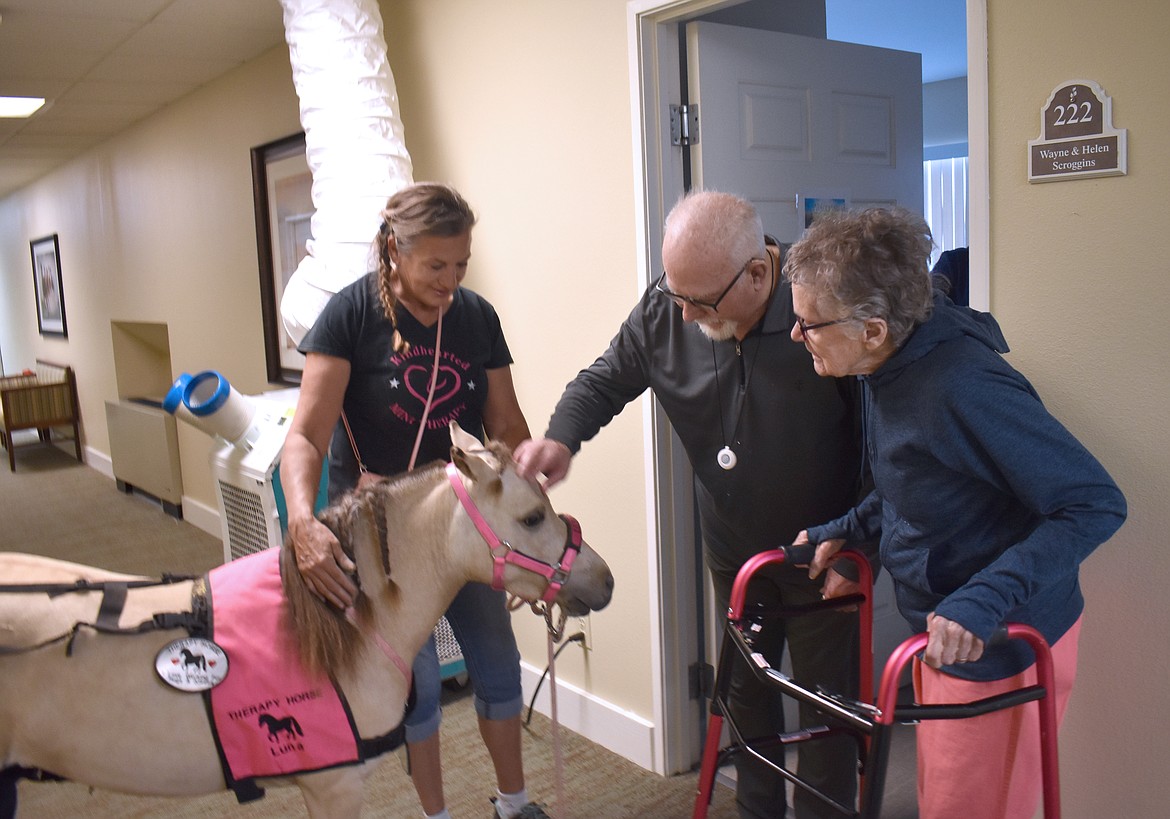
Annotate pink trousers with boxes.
[912,616,1082,819]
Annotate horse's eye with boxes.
[520,510,545,528]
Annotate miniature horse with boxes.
[0,423,613,817]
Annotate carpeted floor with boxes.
[0,438,918,818]
[12,694,726,819]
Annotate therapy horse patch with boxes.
[204,548,366,799]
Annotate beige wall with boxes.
[0,47,301,510]
[0,0,656,730]
[385,0,1170,800]
[378,0,653,718]
[2,0,1167,805]
[989,3,1170,814]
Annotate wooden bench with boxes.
[0,359,82,471]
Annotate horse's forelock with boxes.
[474,441,511,475]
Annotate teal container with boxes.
[272,459,330,536]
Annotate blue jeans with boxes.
[404,581,523,743]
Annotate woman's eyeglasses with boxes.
[794,315,854,338]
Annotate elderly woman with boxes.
[784,207,1126,819]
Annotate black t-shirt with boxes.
[299,274,514,499]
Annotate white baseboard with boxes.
[520,661,656,772]
[85,445,113,478]
[82,445,222,544]
[180,496,221,539]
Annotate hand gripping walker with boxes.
[692,545,1062,819]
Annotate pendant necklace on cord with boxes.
[711,240,777,471]
[712,334,763,471]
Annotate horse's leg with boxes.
[295,766,367,819]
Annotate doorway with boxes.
[626,0,989,776]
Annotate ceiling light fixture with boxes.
[0,97,46,118]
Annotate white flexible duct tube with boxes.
[278,0,413,344]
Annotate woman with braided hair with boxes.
[281,182,547,819]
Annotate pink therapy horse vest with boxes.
[205,548,364,792]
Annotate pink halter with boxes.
[444,462,582,604]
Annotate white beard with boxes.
[696,318,737,342]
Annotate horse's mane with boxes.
[279,460,448,675]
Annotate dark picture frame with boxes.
[251,132,312,385]
[30,233,67,338]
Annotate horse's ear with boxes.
[450,422,502,490]
[450,421,480,452]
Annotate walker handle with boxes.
[726,543,841,619]
[871,623,1061,819]
[986,624,1010,646]
[783,542,818,566]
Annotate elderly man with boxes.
[515,191,865,819]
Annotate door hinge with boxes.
[688,660,714,700]
[670,103,700,146]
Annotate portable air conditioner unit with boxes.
[208,388,297,562]
[165,371,465,681]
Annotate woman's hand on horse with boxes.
[513,437,572,490]
[289,517,358,609]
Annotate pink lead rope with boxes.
[444,460,578,817]
[408,307,443,472]
[342,302,444,477]
[345,606,412,689]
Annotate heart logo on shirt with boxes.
[404,364,462,410]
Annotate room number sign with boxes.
[1029,79,1127,182]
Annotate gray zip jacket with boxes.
[545,263,863,570]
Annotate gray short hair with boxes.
[665,190,765,268]
[782,207,934,347]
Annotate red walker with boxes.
[691,546,1062,819]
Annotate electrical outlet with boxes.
[575,614,592,651]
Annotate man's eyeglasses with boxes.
[655,257,757,313]
[794,315,854,338]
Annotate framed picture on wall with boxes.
[30,233,67,338]
[796,193,850,232]
[251,131,312,385]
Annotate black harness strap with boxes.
[0,575,207,657]
[2,766,65,819]
[0,573,198,597]
[94,582,127,630]
[359,722,407,760]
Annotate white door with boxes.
[687,21,924,239]
[671,20,922,770]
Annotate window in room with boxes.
[924,155,968,268]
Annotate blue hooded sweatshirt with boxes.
[807,299,1126,680]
